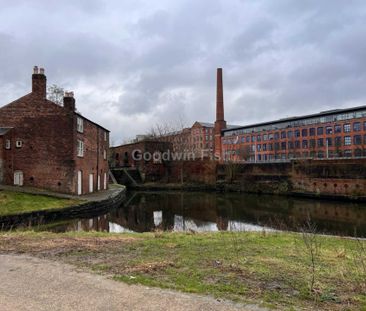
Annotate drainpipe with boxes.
[97,127,99,191]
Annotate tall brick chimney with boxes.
[214,68,227,160]
[32,66,47,98]
[63,91,76,111]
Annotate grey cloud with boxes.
[0,0,366,143]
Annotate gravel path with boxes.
[0,254,265,311]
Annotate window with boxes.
[5,139,10,150]
[77,117,84,133]
[302,129,308,137]
[354,135,362,145]
[251,136,256,142]
[263,144,267,151]
[288,141,294,149]
[274,132,280,140]
[302,140,308,149]
[295,140,300,149]
[274,142,280,150]
[326,138,332,146]
[334,124,342,133]
[309,128,315,136]
[287,131,293,139]
[268,143,273,151]
[355,149,363,157]
[353,122,361,132]
[344,123,351,133]
[281,142,286,150]
[317,138,324,147]
[295,130,300,137]
[318,151,324,159]
[77,140,84,157]
[241,137,245,143]
[281,131,286,139]
[317,127,324,135]
[257,135,261,142]
[257,144,261,151]
[246,136,250,143]
[326,126,332,134]
[103,149,107,160]
[104,131,107,141]
[335,137,342,147]
[263,134,268,141]
[344,136,351,146]
[344,150,352,157]
[15,141,22,148]
[309,139,316,148]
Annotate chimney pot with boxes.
[39,68,45,75]
[33,66,39,74]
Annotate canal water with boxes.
[13,191,366,238]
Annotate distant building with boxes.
[0,66,109,195]
[221,107,366,162]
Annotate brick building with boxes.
[0,67,109,195]
[221,106,366,162]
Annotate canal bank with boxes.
[0,185,126,229]
[0,231,364,311]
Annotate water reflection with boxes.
[11,191,366,237]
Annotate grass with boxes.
[0,191,82,216]
[0,230,365,310]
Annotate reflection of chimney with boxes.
[63,91,76,111]
[32,66,47,98]
[214,68,227,160]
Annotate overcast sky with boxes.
[1,0,366,145]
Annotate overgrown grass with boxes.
[0,231,365,310]
[0,191,82,216]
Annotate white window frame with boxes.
[77,117,84,133]
[77,140,84,157]
[15,140,22,148]
[104,131,107,141]
[5,139,11,150]
[103,149,107,160]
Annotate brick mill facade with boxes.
[0,67,109,195]
[221,107,366,162]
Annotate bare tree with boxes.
[47,84,64,106]
[301,218,321,296]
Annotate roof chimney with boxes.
[63,91,76,112]
[32,65,47,98]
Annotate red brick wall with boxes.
[0,76,109,195]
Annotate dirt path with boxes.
[0,254,265,311]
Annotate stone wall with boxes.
[218,159,366,200]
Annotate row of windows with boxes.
[225,149,366,160]
[223,122,366,145]
[225,135,366,152]
[4,139,23,149]
[77,117,108,141]
[223,109,366,137]
[77,140,107,159]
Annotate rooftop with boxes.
[222,105,366,133]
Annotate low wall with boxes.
[218,159,366,201]
[0,187,126,229]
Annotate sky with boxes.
[1,0,366,145]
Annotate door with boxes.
[104,172,107,190]
[89,174,94,193]
[97,175,101,191]
[14,171,24,186]
[77,171,82,195]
